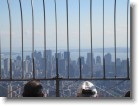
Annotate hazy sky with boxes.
[0,0,130,51]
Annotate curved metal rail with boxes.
[19,0,24,79]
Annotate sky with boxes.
[0,0,130,51]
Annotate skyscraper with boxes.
[58,59,66,77]
[44,50,52,62]
[105,53,112,65]
[16,56,22,69]
[24,60,30,75]
[96,56,101,64]
[4,58,10,75]
[64,52,70,60]
[55,53,62,60]
[86,53,95,66]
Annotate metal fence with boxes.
[0,0,130,97]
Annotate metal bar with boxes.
[66,0,70,79]
[31,0,35,79]
[90,0,93,78]
[0,78,130,81]
[79,58,82,79]
[130,6,132,81]
[127,0,129,79]
[7,0,12,80]
[54,0,57,62]
[54,0,58,76]
[43,0,47,79]
[78,0,82,79]
[54,0,59,97]
[19,0,24,79]
[56,58,59,97]
[54,0,57,57]
[114,0,116,78]
[103,0,105,79]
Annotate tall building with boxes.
[24,60,30,74]
[64,52,70,60]
[104,53,112,77]
[96,56,101,64]
[116,58,121,66]
[78,56,85,65]
[34,51,42,60]
[47,52,53,77]
[86,53,95,66]
[121,60,127,74]
[12,61,16,72]
[37,52,42,60]
[44,50,52,62]
[4,58,10,75]
[80,56,85,65]
[16,56,21,61]
[26,55,31,61]
[116,58,122,76]
[45,56,53,78]
[55,53,62,60]
[105,53,112,65]
[58,59,66,77]
[16,56,22,69]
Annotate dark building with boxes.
[16,56,21,61]
[58,59,66,77]
[116,58,122,76]
[34,51,42,60]
[4,58,10,75]
[96,56,101,64]
[26,55,31,61]
[64,52,70,60]
[55,53,62,60]
[78,56,85,66]
[86,53,95,66]
[44,50,52,62]
[105,53,112,65]
[121,60,127,77]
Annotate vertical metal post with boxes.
[43,0,47,79]
[54,0,57,59]
[31,0,35,79]
[103,0,105,79]
[78,0,82,79]
[90,0,93,78]
[19,0,24,79]
[56,58,59,97]
[127,0,129,79]
[7,0,12,80]
[66,0,70,79]
[130,6,132,80]
[114,0,117,78]
[54,0,59,97]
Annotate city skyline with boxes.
[1,49,129,79]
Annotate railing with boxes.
[0,0,130,97]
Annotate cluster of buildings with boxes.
[1,50,129,79]
[0,50,130,97]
